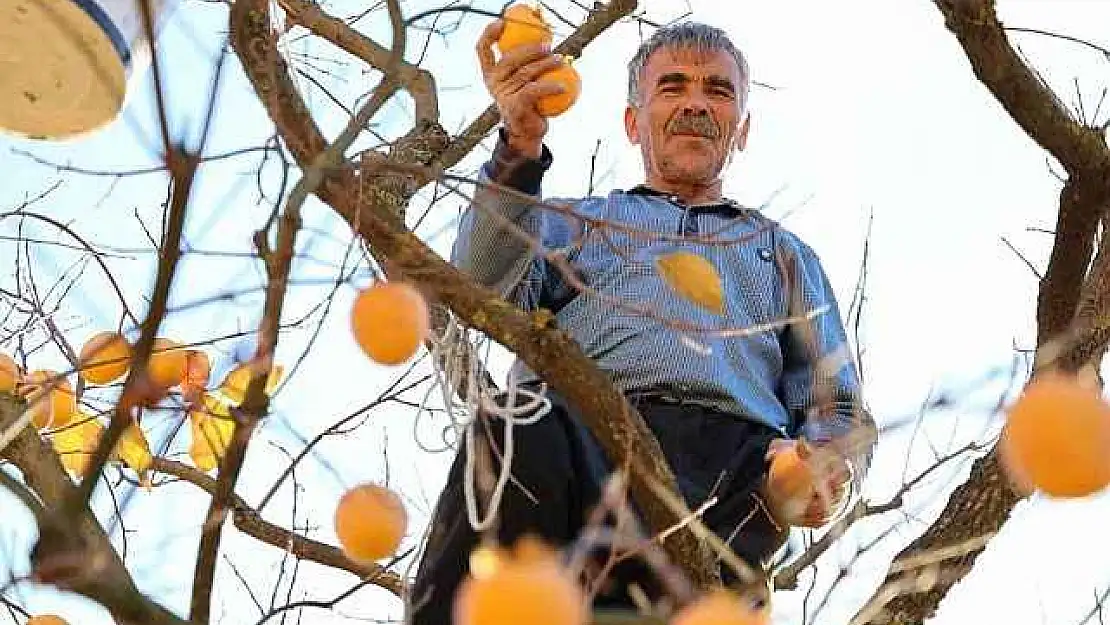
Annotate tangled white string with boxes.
[419,309,552,532]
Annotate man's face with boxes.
[624,46,749,187]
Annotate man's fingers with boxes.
[521,79,567,101]
[489,43,554,85]
[513,54,566,84]
[476,19,504,76]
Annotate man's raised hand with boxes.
[477,19,566,159]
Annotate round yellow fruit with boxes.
[497,3,553,54]
[147,338,188,389]
[334,483,408,563]
[454,537,586,625]
[351,282,430,366]
[999,372,1110,498]
[536,58,581,118]
[79,331,132,385]
[671,589,770,625]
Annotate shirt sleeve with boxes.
[775,237,877,489]
[450,128,577,313]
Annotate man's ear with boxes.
[735,111,751,152]
[624,105,640,144]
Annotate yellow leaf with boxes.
[49,413,104,477]
[189,404,235,472]
[113,421,153,474]
[654,250,726,315]
[217,361,284,406]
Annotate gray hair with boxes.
[626,22,750,109]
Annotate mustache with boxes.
[666,112,720,138]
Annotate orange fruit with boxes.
[766,444,817,522]
[334,483,408,563]
[147,338,188,389]
[79,331,132,385]
[999,372,1110,498]
[182,349,211,403]
[536,57,581,118]
[20,370,77,429]
[0,352,20,393]
[497,3,553,54]
[350,282,430,366]
[26,616,69,625]
[454,537,586,625]
[671,589,770,625]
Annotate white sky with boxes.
[1,0,1109,624]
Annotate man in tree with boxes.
[409,20,875,623]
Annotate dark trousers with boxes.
[409,387,787,625]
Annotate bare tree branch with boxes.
[227,0,723,590]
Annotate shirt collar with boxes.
[625,184,745,217]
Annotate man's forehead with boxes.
[643,46,740,80]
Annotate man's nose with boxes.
[682,88,711,112]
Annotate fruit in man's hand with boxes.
[999,372,1110,498]
[497,3,553,53]
[351,282,430,366]
[334,483,408,563]
[766,444,818,523]
[536,57,581,118]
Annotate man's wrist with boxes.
[504,129,543,160]
[487,127,553,194]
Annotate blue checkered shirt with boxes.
[451,130,875,479]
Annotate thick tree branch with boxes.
[188,10,407,621]
[856,2,1110,623]
[935,0,1110,175]
[0,395,187,625]
[228,0,723,590]
[276,0,439,122]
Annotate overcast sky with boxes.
[1,1,1108,624]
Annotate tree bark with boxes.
[856,1,1110,622]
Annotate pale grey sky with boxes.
[1,1,1108,624]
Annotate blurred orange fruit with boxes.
[999,372,1110,498]
[182,349,212,403]
[20,370,77,429]
[78,331,132,385]
[671,589,770,625]
[26,615,69,625]
[766,443,817,522]
[147,338,188,389]
[454,536,586,625]
[350,282,430,366]
[0,352,20,393]
[497,3,553,54]
[334,483,408,563]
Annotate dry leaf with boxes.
[189,392,237,472]
[654,250,726,315]
[49,412,104,477]
[217,361,284,406]
[114,420,153,475]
